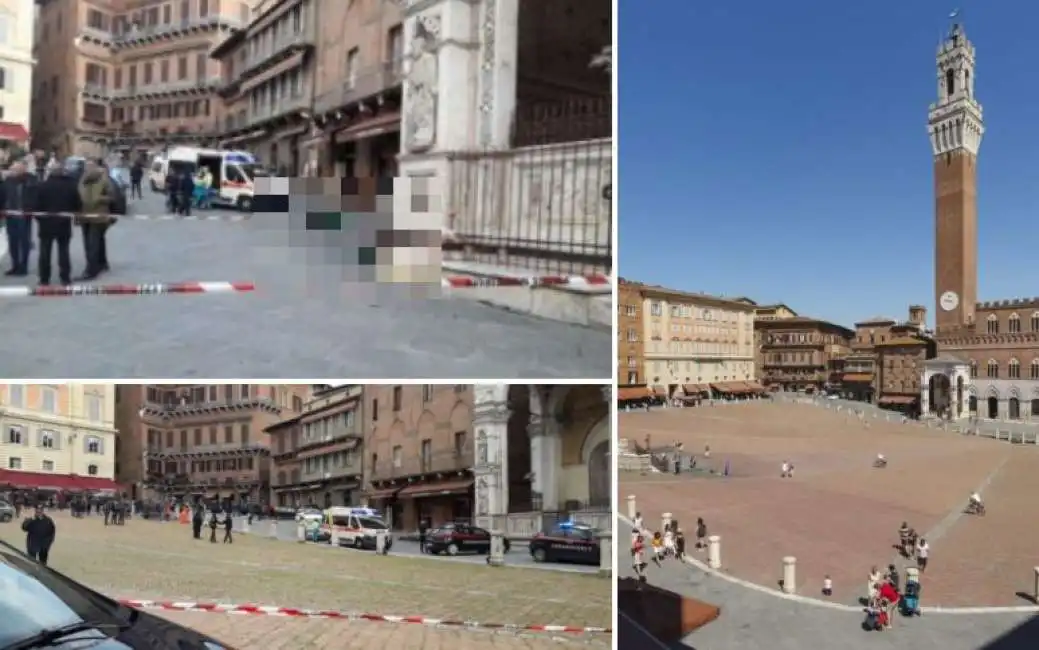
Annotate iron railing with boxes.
[369,447,472,481]
[445,96,612,275]
[313,61,403,115]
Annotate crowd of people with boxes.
[629,511,713,581]
[0,152,135,285]
[165,166,215,215]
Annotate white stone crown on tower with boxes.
[927,23,984,157]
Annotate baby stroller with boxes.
[901,567,922,616]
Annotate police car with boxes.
[528,521,602,565]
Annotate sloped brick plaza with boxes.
[618,401,1039,607]
[0,510,611,649]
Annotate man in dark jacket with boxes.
[35,161,80,286]
[21,505,56,565]
[0,162,39,276]
[192,504,203,540]
[129,160,144,199]
[76,159,114,280]
[175,169,194,216]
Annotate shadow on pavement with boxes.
[982,613,1039,650]
[617,577,718,649]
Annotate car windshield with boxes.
[240,163,269,180]
[358,516,388,530]
[0,541,127,647]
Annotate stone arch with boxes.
[985,385,1000,399]
[582,415,610,509]
[1008,385,1022,400]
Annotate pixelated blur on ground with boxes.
[0,510,611,649]
[618,401,1039,607]
[0,189,609,379]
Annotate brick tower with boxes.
[929,22,983,332]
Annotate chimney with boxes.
[908,305,926,328]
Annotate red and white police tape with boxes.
[116,599,611,634]
[440,274,611,289]
[0,210,247,222]
[0,281,255,298]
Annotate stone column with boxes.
[920,369,930,414]
[473,384,511,531]
[529,387,561,512]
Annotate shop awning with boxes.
[711,382,742,394]
[333,111,402,143]
[842,373,874,382]
[0,469,120,492]
[683,384,708,395]
[366,486,403,500]
[879,395,917,405]
[618,386,652,401]
[651,385,668,397]
[744,381,766,393]
[396,478,474,499]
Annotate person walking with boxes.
[223,511,233,544]
[208,509,218,543]
[21,504,56,565]
[192,504,203,540]
[76,159,114,281]
[0,161,39,276]
[176,169,194,216]
[35,160,79,286]
[418,517,429,553]
[129,160,144,199]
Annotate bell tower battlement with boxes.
[928,23,984,156]
[930,21,981,333]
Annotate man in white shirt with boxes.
[916,538,929,572]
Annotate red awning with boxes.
[0,469,120,492]
[0,122,28,142]
[397,478,474,499]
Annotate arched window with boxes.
[1009,358,1021,379]
[946,68,956,96]
[1009,397,1021,420]
[85,436,102,454]
[986,359,999,378]
[1009,313,1021,333]
[986,314,999,334]
[87,464,98,476]
[969,360,978,378]
[39,430,55,449]
[1032,312,1039,332]
[1032,359,1039,380]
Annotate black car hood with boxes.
[19,609,234,650]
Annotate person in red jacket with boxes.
[878,580,900,628]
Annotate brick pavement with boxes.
[618,403,1039,606]
[616,519,1038,650]
[0,512,610,649]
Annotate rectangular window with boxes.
[41,387,57,414]
[392,445,402,468]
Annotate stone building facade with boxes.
[756,317,853,393]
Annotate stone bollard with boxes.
[627,495,636,520]
[782,557,796,594]
[1034,567,1039,603]
[297,522,306,543]
[598,532,612,577]
[375,530,388,555]
[662,512,673,531]
[269,520,278,538]
[707,535,721,569]
[487,531,506,566]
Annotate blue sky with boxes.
[619,1,1039,328]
